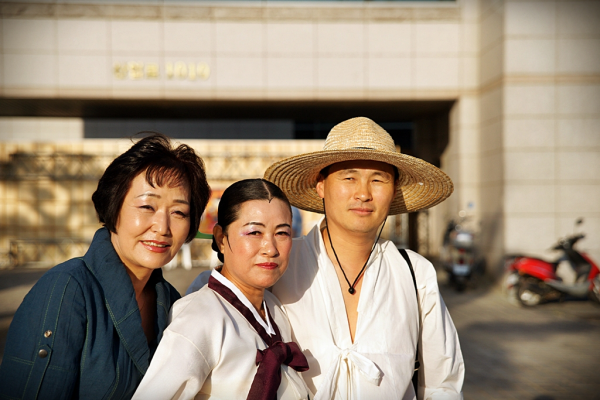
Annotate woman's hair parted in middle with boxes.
[211,179,292,263]
[92,133,211,243]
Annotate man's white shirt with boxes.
[271,218,464,400]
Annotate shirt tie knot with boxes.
[314,346,382,400]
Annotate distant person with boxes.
[133,179,312,400]
[292,206,303,237]
[264,117,465,399]
[0,134,211,399]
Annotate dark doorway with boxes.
[0,98,452,165]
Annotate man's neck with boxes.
[320,220,383,343]
[320,222,379,275]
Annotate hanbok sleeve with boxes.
[132,328,212,400]
[413,253,465,400]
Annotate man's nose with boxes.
[355,180,372,202]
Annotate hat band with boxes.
[351,147,374,150]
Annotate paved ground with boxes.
[441,278,600,400]
[1,266,599,400]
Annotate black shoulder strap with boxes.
[398,248,421,390]
[399,248,418,300]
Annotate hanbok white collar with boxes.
[211,269,276,336]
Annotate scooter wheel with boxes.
[502,272,520,305]
[517,277,543,307]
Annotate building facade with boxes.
[1,0,599,273]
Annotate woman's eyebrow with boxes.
[135,192,189,204]
[243,222,266,227]
[136,192,159,199]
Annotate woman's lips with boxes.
[256,262,278,270]
[141,240,171,253]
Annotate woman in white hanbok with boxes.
[133,179,312,400]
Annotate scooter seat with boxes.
[517,256,558,269]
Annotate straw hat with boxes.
[263,117,453,215]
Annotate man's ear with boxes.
[213,224,225,252]
[315,175,326,199]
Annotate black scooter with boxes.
[440,213,485,291]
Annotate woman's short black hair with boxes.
[211,179,292,263]
[92,133,211,243]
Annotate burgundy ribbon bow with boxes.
[247,341,309,400]
[208,276,309,400]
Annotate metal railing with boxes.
[0,152,291,181]
[0,153,112,181]
[9,238,91,268]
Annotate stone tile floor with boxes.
[1,267,599,400]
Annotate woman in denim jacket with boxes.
[0,134,211,400]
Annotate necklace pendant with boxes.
[348,287,356,295]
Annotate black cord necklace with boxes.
[323,200,387,295]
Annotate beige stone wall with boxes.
[502,0,600,265]
[436,0,600,272]
[435,0,481,257]
[0,139,325,267]
[0,117,84,141]
[0,1,465,100]
[477,0,506,271]
[472,0,600,272]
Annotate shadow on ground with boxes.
[0,269,46,291]
[440,276,600,400]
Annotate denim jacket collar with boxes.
[82,227,171,375]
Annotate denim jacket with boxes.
[0,228,181,400]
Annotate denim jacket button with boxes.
[44,330,52,338]
[38,349,48,358]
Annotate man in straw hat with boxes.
[264,117,464,400]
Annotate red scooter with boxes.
[504,219,600,306]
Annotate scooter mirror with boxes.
[575,218,583,226]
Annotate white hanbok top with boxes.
[133,270,312,400]
[271,220,464,400]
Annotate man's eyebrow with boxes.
[372,170,393,177]
[276,223,292,229]
[135,192,189,205]
[339,169,392,177]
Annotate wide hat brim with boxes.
[264,149,453,215]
